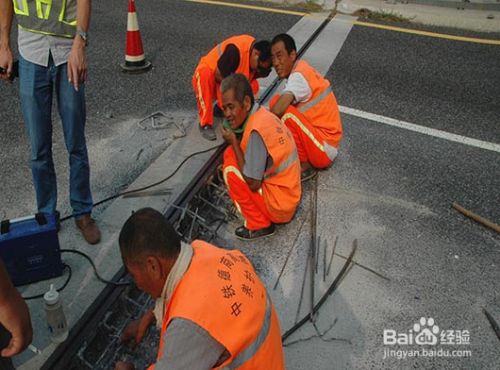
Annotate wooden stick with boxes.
[452,202,500,234]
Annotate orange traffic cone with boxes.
[121,0,152,73]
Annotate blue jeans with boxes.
[19,55,93,217]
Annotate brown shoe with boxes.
[75,214,101,245]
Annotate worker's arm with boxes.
[0,0,13,81]
[120,309,155,348]
[221,127,262,192]
[68,0,91,91]
[269,92,294,118]
[0,260,32,357]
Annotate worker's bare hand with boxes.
[67,37,87,91]
[121,310,155,349]
[0,289,33,357]
[0,46,13,82]
[114,361,135,370]
[221,125,237,145]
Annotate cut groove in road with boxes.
[185,0,308,16]
[353,20,500,45]
[340,106,500,153]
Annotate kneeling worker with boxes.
[270,33,343,180]
[114,208,285,370]
[221,74,301,240]
[193,35,272,141]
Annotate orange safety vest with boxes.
[198,34,256,81]
[292,60,343,148]
[153,240,285,369]
[241,107,301,223]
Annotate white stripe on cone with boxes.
[127,13,139,31]
[125,54,146,62]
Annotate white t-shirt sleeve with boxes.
[283,72,312,103]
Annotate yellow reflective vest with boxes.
[13,0,77,38]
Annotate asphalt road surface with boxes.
[0,1,499,369]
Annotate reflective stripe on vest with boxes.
[13,0,77,38]
[225,295,272,369]
[264,149,298,180]
[282,112,326,153]
[298,86,332,114]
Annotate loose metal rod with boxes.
[282,240,358,342]
[322,239,327,282]
[483,308,500,342]
[274,216,308,290]
[295,254,310,324]
[309,175,319,322]
[327,236,339,276]
[334,252,390,281]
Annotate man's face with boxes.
[249,49,260,71]
[222,88,250,130]
[250,49,271,78]
[271,41,296,79]
[125,258,163,298]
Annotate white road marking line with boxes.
[340,105,500,153]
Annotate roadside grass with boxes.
[295,0,324,12]
[353,8,411,22]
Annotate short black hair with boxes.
[119,208,181,263]
[221,73,255,107]
[218,44,241,78]
[253,40,271,62]
[271,33,296,54]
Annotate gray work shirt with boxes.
[155,318,230,369]
[18,27,73,67]
[242,131,273,180]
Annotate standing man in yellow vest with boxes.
[114,208,285,370]
[270,33,343,181]
[0,0,100,244]
[193,35,272,141]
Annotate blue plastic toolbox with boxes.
[0,213,63,286]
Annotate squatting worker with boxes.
[221,74,301,240]
[193,34,272,141]
[0,0,101,244]
[114,208,285,370]
[270,33,343,181]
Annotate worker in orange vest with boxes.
[269,33,343,181]
[193,35,272,141]
[220,74,301,240]
[114,208,285,370]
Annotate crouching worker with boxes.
[270,34,343,180]
[193,35,272,141]
[114,208,285,370]
[220,74,301,240]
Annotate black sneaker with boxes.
[235,224,275,240]
[301,168,317,182]
[199,124,217,141]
